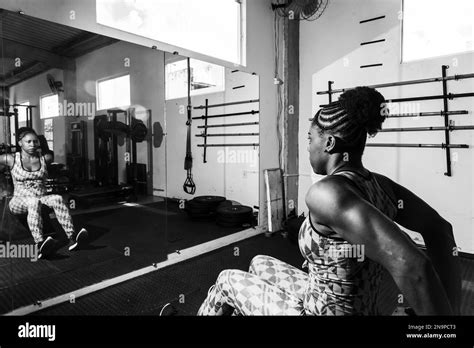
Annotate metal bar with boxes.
[192,110,259,120]
[193,99,259,110]
[203,99,209,163]
[13,109,19,142]
[387,92,474,103]
[360,63,383,68]
[366,143,469,148]
[197,143,259,147]
[196,133,259,137]
[386,110,468,118]
[379,125,474,132]
[328,81,333,103]
[442,65,452,176]
[10,104,37,108]
[197,121,259,129]
[360,39,385,46]
[316,72,474,95]
[360,15,385,24]
[319,92,474,107]
[27,106,32,128]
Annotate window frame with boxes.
[96,73,132,111]
[400,0,474,63]
[39,93,60,119]
[165,58,226,101]
[96,0,246,66]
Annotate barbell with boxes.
[96,120,164,147]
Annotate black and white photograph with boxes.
[0,0,473,345]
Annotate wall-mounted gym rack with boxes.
[193,98,260,163]
[315,65,474,176]
[0,103,35,151]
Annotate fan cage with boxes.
[272,0,329,21]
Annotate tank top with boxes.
[10,152,48,198]
[298,169,398,315]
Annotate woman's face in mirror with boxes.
[19,133,40,155]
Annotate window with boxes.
[402,0,474,62]
[96,75,131,110]
[10,101,29,141]
[44,119,54,151]
[17,101,30,123]
[96,0,244,64]
[40,94,59,119]
[166,59,225,100]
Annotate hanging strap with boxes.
[183,57,196,195]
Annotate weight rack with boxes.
[193,98,260,163]
[315,66,474,176]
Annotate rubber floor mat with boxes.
[33,273,198,316]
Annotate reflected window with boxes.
[40,94,59,119]
[10,101,29,141]
[166,59,225,100]
[402,0,474,62]
[96,0,244,64]
[44,119,54,151]
[97,74,131,110]
[17,101,29,123]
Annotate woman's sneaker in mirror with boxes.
[69,228,88,251]
[38,236,56,259]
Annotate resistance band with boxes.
[183,57,196,195]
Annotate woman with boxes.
[198,87,461,316]
[0,127,88,259]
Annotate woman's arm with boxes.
[306,178,453,315]
[386,178,462,315]
[0,153,14,168]
[36,147,54,165]
[43,153,54,165]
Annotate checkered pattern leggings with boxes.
[197,255,309,315]
[9,194,75,244]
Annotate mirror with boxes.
[163,53,260,255]
[0,8,259,316]
[0,9,168,314]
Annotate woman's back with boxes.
[298,169,398,315]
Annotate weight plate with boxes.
[216,205,252,216]
[193,196,226,206]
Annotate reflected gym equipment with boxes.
[216,205,254,227]
[185,195,226,220]
[67,121,88,183]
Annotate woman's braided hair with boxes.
[17,127,37,143]
[312,86,387,151]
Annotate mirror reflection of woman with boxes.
[0,127,88,258]
[197,87,461,316]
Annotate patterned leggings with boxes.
[9,195,75,244]
[198,255,309,315]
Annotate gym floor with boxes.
[28,232,474,316]
[0,197,246,315]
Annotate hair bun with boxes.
[338,86,386,136]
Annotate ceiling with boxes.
[0,9,119,88]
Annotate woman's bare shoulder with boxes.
[0,153,15,167]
